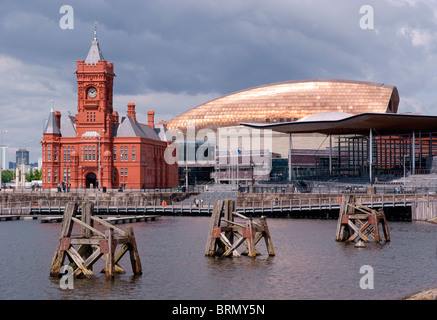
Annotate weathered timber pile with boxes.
[50,201,142,279]
[335,195,390,243]
[205,199,275,258]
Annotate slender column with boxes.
[369,128,373,184]
[412,131,415,175]
[21,162,25,189]
[329,135,332,176]
[15,165,19,188]
[288,134,292,182]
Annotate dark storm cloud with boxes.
[2,0,437,161]
[2,0,436,96]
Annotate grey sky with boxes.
[1,0,437,162]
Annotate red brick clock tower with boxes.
[75,30,116,138]
[73,29,118,188]
[41,29,178,190]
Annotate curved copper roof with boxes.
[166,79,399,132]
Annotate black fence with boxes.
[238,183,437,194]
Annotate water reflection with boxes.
[0,217,435,299]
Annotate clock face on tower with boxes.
[87,87,97,99]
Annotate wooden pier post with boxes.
[335,195,390,243]
[205,200,275,258]
[205,200,224,257]
[50,201,143,279]
[49,202,77,277]
[126,226,142,275]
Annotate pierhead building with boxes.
[41,31,178,190]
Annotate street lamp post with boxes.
[251,161,254,186]
[236,149,239,185]
[98,129,105,191]
[185,151,189,191]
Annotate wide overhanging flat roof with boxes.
[241,113,437,135]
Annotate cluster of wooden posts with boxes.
[50,201,142,279]
[205,200,275,258]
[335,195,390,243]
[49,197,391,280]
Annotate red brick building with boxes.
[41,31,178,190]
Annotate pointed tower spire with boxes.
[43,100,61,135]
[85,21,104,64]
[94,20,98,40]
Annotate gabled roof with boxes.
[113,116,161,140]
[139,123,161,140]
[43,107,61,135]
[60,115,76,137]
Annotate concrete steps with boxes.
[176,184,238,206]
[389,173,437,187]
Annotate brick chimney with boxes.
[55,111,61,130]
[147,110,155,129]
[127,103,136,123]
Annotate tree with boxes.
[33,168,42,180]
[26,168,42,182]
[1,170,14,184]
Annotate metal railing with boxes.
[0,185,206,194]
[237,184,437,194]
[0,193,423,216]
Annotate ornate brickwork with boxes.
[41,33,178,190]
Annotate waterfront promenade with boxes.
[0,189,436,221]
